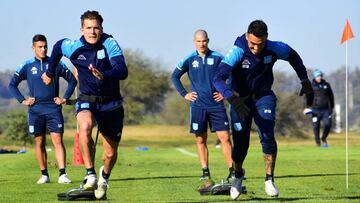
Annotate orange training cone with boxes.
[72,132,84,166]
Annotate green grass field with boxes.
[0,125,359,202]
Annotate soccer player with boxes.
[42,11,128,199]
[8,34,77,184]
[171,30,233,190]
[214,20,314,199]
[303,69,334,148]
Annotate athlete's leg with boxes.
[76,110,95,168]
[196,132,209,169]
[254,94,279,197]
[312,113,321,146]
[321,110,332,143]
[50,132,65,169]
[230,108,252,175]
[35,134,47,171]
[216,130,232,168]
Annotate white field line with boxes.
[175,147,197,157]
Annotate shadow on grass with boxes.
[167,195,360,202]
[111,175,198,182]
[249,172,359,180]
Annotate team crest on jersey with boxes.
[264,55,272,64]
[242,59,250,69]
[207,58,214,65]
[97,49,105,59]
[192,60,199,68]
[31,67,38,75]
[323,85,328,89]
[77,54,87,60]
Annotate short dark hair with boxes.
[32,34,47,44]
[247,20,268,37]
[81,10,103,27]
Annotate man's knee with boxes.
[195,133,207,144]
[103,149,117,161]
[217,131,230,143]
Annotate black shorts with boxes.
[190,107,229,134]
[76,101,124,142]
[28,111,64,135]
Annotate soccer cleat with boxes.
[265,179,279,197]
[95,166,108,200]
[58,174,72,184]
[37,175,50,184]
[321,143,328,148]
[83,174,97,191]
[230,177,243,200]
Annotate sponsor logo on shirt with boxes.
[242,59,250,69]
[31,67,38,75]
[77,54,87,60]
[207,58,214,65]
[192,60,199,68]
[264,55,272,64]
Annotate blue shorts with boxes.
[76,101,124,142]
[28,111,64,135]
[190,107,229,134]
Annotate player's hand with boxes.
[213,92,224,102]
[228,95,250,118]
[22,97,35,106]
[41,72,52,85]
[184,92,198,102]
[299,79,314,107]
[54,97,66,105]
[88,64,104,80]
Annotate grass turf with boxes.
[0,125,359,202]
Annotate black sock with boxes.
[59,168,66,176]
[229,167,234,173]
[202,167,210,177]
[102,169,110,180]
[41,169,49,176]
[86,167,96,175]
[234,170,244,178]
[265,174,274,181]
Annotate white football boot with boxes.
[37,175,50,184]
[58,174,72,184]
[83,174,97,191]
[265,179,279,197]
[95,166,108,200]
[230,177,243,200]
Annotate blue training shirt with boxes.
[8,56,77,114]
[214,34,309,99]
[171,49,225,109]
[45,33,128,102]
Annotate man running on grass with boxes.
[42,10,128,199]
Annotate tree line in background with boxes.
[0,50,359,146]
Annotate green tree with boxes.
[4,110,32,147]
[121,50,171,124]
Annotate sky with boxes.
[0,0,359,74]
